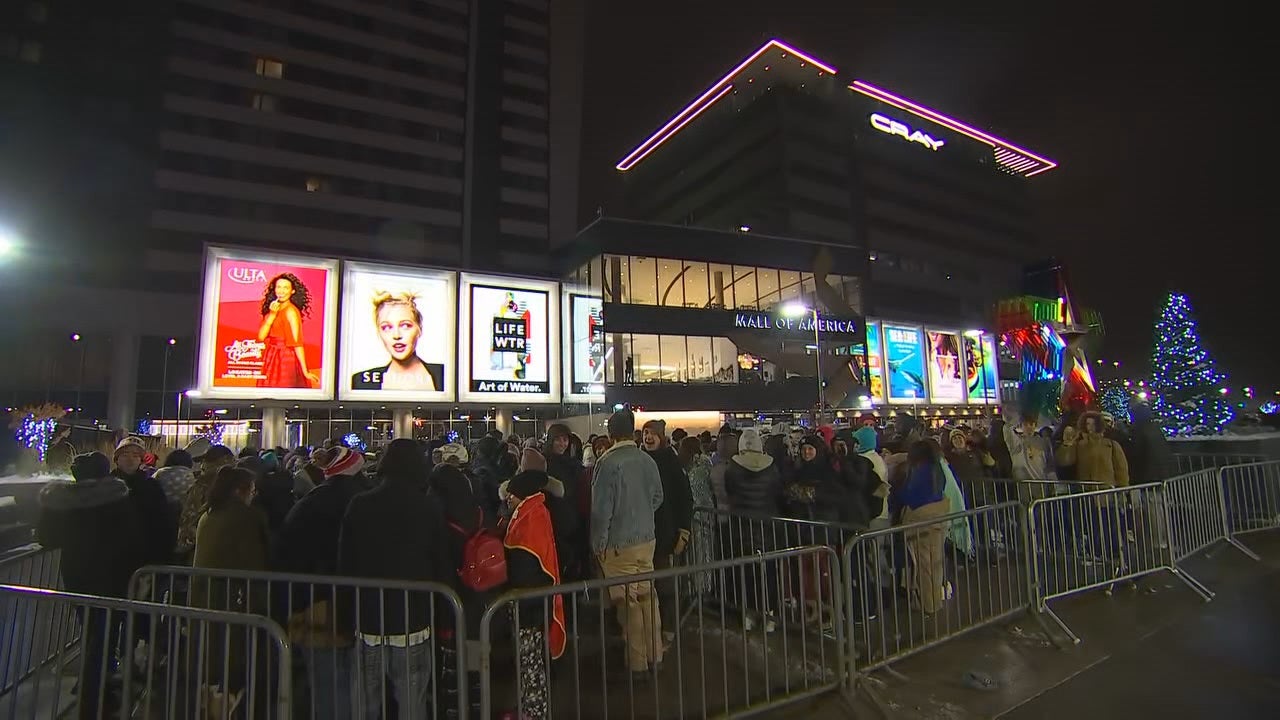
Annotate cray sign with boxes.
[869,113,945,151]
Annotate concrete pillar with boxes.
[107,332,140,432]
[494,408,514,437]
[392,408,415,441]
[261,407,287,450]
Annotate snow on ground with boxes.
[0,474,72,486]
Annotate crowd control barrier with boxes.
[690,506,865,562]
[0,545,60,591]
[1162,469,1259,563]
[0,583,290,719]
[1173,452,1265,475]
[840,502,1031,705]
[0,546,64,698]
[959,477,1108,510]
[1027,482,1213,644]
[1219,461,1280,539]
[131,566,467,720]
[479,545,846,720]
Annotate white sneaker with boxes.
[942,582,954,601]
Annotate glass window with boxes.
[629,256,657,305]
[711,337,739,384]
[801,273,816,305]
[779,270,801,305]
[843,276,864,314]
[733,266,758,309]
[590,257,604,296]
[255,57,285,79]
[605,255,626,302]
[629,334,660,383]
[683,262,709,309]
[686,336,713,382]
[659,335,687,382]
[605,333,619,383]
[756,268,780,310]
[657,258,684,307]
[708,263,734,308]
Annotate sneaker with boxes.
[1126,530,1136,543]
[744,612,777,633]
[942,582,955,601]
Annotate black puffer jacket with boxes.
[274,474,364,578]
[114,469,175,566]
[646,445,694,557]
[38,478,146,597]
[723,451,783,517]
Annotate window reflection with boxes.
[684,262,709,309]
[686,336,713,382]
[757,268,780,309]
[659,335,686,382]
[629,257,657,304]
[779,270,801,304]
[657,259,684,307]
[733,266,758,309]
[709,263,734,308]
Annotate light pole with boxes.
[160,338,175,428]
[782,302,822,423]
[71,333,84,426]
[180,389,201,447]
[965,329,988,412]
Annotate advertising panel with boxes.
[459,274,560,403]
[197,247,338,400]
[964,334,1000,403]
[926,330,965,403]
[338,262,456,402]
[566,294,605,399]
[883,324,926,403]
[865,321,885,402]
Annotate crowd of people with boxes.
[32,400,1175,718]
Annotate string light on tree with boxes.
[1149,292,1233,436]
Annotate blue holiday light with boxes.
[16,415,58,464]
[1150,293,1233,436]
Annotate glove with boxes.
[673,529,691,556]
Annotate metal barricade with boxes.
[0,583,290,719]
[131,565,469,720]
[959,477,1109,509]
[1219,461,1280,538]
[691,506,864,562]
[1028,482,1212,644]
[1162,469,1259,562]
[841,502,1032,705]
[0,545,65,697]
[479,545,846,719]
[1172,452,1265,475]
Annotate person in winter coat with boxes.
[853,426,890,527]
[641,419,693,645]
[1006,417,1055,482]
[499,449,578,562]
[987,418,1015,479]
[192,466,271,699]
[112,437,175,566]
[241,450,295,534]
[889,442,951,615]
[178,444,236,557]
[338,438,451,718]
[927,438,973,558]
[724,428,782,518]
[470,436,505,519]
[783,435,847,523]
[678,436,716,590]
[38,452,147,719]
[543,423,587,580]
[500,470,567,720]
[154,449,196,509]
[272,448,366,720]
[1058,412,1130,488]
[708,431,739,513]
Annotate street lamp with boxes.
[70,333,85,426]
[782,302,823,421]
[0,227,18,259]
[179,389,200,447]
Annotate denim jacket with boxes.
[590,441,663,553]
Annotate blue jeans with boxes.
[303,647,354,720]
[359,641,433,719]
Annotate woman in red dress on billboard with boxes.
[256,273,320,389]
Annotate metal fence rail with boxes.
[131,565,469,720]
[841,501,1031,705]
[1162,469,1259,562]
[0,545,64,698]
[959,477,1109,510]
[479,545,846,720]
[690,506,865,563]
[1028,482,1212,644]
[1219,461,1280,538]
[1172,452,1266,475]
[0,583,291,719]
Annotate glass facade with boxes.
[580,255,863,314]
[608,333,745,385]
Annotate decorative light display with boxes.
[446,429,460,443]
[1259,401,1278,416]
[1149,292,1233,436]
[342,432,366,451]
[9,403,67,465]
[193,422,225,446]
[137,417,153,436]
[1097,383,1131,422]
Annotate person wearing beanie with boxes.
[38,452,146,717]
[324,446,366,478]
[641,418,693,643]
[543,422,587,581]
[852,426,890,526]
[784,435,851,523]
[338,438,451,718]
[438,442,469,466]
[112,436,175,566]
[709,431,739,513]
[724,428,783,517]
[154,449,196,508]
[519,447,547,473]
[500,469,567,716]
[592,408,665,675]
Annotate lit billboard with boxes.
[338,262,456,402]
[565,294,605,400]
[196,247,339,400]
[459,274,560,403]
[926,330,965,403]
[964,334,999,403]
[883,324,926,403]
[865,321,885,402]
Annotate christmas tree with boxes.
[1149,292,1233,436]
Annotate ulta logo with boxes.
[228,266,268,284]
[869,113,945,151]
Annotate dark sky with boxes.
[578,1,1275,392]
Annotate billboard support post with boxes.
[392,409,414,441]
[261,407,287,449]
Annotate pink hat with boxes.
[324,447,365,478]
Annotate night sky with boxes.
[578,1,1274,393]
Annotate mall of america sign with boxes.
[733,311,861,335]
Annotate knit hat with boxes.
[204,444,235,464]
[800,434,828,456]
[738,427,764,454]
[439,443,469,465]
[113,436,147,459]
[184,436,212,460]
[519,448,547,473]
[507,469,549,499]
[324,447,365,478]
[259,450,279,471]
[607,409,635,439]
[71,452,111,482]
[642,418,667,438]
[771,421,791,438]
[949,428,969,444]
[852,426,878,453]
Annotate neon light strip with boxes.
[616,39,837,171]
[849,80,1057,175]
[1006,157,1038,171]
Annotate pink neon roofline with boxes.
[849,80,1057,174]
[615,39,837,171]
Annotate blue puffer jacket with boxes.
[590,441,664,553]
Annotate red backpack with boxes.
[449,511,507,592]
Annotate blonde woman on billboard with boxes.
[352,291,444,391]
[257,273,321,388]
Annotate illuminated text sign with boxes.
[869,113,945,151]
